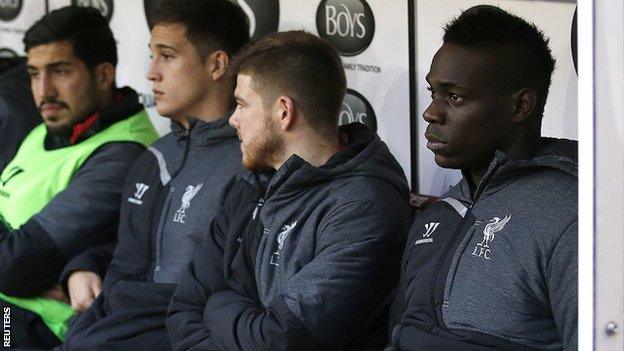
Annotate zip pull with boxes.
[470,162,501,205]
[252,198,264,220]
[171,130,191,180]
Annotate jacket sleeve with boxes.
[59,242,116,293]
[166,202,231,351]
[202,199,412,351]
[548,219,578,351]
[0,142,144,296]
[0,62,39,172]
[387,218,420,337]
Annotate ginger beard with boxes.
[240,111,285,172]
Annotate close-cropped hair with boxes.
[150,0,249,60]
[231,30,347,136]
[23,6,117,69]
[444,5,556,116]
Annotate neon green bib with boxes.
[0,110,157,228]
[0,110,157,340]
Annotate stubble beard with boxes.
[44,75,101,137]
[242,119,285,172]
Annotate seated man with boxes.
[0,6,158,348]
[387,5,577,351]
[0,57,40,170]
[54,0,249,349]
[167,31,413,350]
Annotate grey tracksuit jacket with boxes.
[57,115,244,351]
[168,123,413,350]
[388,138,578,351]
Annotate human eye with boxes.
[162,52,175,61]
[448,93,464,104]
[53,68,70,76]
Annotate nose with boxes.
[34,73,56,101]
[146,58,161,82]
[229,109,240,129]
[422,99,445,124]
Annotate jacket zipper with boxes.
[429,164,499,327]
[429,203,473,327]
[149,129,191,279]
[252,198,264,220]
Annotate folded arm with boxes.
[179,199,410,351]
[0,143,144,296]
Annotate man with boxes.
[0,57,40,170]
[0,7,158,348]
[53,1,249,349]
[387,5,577,351]
[167,31,413,350]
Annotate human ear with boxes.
[94,62,115,91]
[276,96,295,131]
[206,50,229,81]
[511,87,538,123]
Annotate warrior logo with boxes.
[127,183,149,205]
[414,222,439,245]
[471,215,512,260]
[270,220,298,266]
[72,0,114,22]
[173,183,203,224]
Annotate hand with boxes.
[67,271,102,312]
[41,284,69,303]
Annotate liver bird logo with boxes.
[270,220,298,266]
[479,215,512,248]
[277,221,298,250]
[178,183,203,214]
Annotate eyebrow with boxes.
[27,61,73,71]
[425,76,460,90]
[234,95,246,104]
[438,81,459,90]
[151,43,178,52]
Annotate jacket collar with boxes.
[44,86,143,150]
[169,112,237,146]
[450,137,578,204]
[250,122,408,201]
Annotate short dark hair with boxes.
[231,31,346,136]
[150,0,249,59]
[24,6,117,69]
[444,5,556,116]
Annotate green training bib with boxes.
[0,110,158,340]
